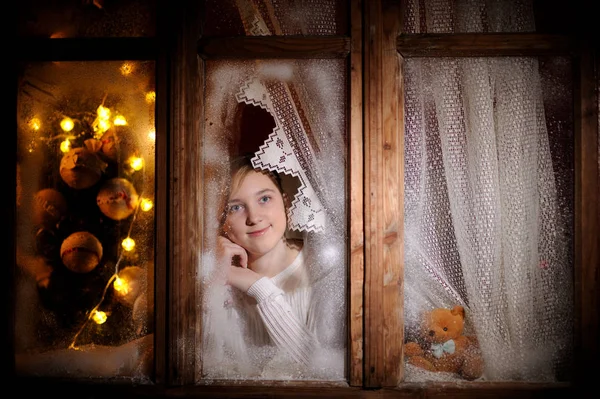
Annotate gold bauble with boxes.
[60,231,103,273]
[96,178,139,220]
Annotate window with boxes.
[9,0,598,397]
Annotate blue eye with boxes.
[259,195,271,204]
[228,204,242,213]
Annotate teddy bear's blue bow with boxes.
[431,339,456,358]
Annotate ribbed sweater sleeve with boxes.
[246,276,316,366]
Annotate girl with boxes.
[202,155,322,378]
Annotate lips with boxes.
[248,226,270,237]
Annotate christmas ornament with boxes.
[100,128,122,161]
[32,188,68,227]
[96,177,139,220]
[113,265,146,306]
[60,231,103,273]
[59,147,108,189]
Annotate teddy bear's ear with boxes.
[451,305,465,319]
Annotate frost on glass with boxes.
[17,0,156,38]
[402,54,574,383]
[202,0,347,36]
[198,59,347,382]
[15,61,155,381]
[401,0,575,34]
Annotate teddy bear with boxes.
[404,305,484,380]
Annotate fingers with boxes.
[217,236,248,268]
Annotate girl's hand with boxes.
[217,235,248,268]
[216,236,260,292]
[226,265,261,293]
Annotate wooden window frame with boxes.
[9,1,598,397]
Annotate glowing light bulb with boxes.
[145,91,156,103]
[122,237,135,252]
[120,62,134,76]
[140,198,153,212]
[129,156,144,171]
[97,105,111,120]
[113,115,127,126]
[29,117,41,131]
[60,117,74,132]
[98,119,111,132]
[60,139,71,153]
[113,276,130,295]
[92,310,108,324]
[148,129,156,141]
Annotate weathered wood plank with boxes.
[349,0,364,388]
[573,45,599,394]
[153,6,169,386]
[364,0,402,388]
[198,36,350,59]
[169,1,203,385]
[397,33,575,58]
[381,0,403,388]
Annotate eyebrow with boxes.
[228,188,276,204]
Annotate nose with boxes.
[245,205,262,226]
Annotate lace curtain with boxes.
[403,0,573,381]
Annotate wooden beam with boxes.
[397,33,575,58]
[168,1,203,385]
[198,36,350,59]
[363,0,403,388]
[15,38,158,61]
[573,44,599,394]
[348,0,364,388]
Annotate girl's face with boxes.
[224,170,287,258]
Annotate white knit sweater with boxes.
[243,249,317,365]
[202,248,327,380]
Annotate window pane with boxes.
[18,0,156,38]
[198,59,348,382]
[401,0,579,34]
[202,0,348,36]
[402,56,573,382]
[15,60,155,381]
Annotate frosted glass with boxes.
[15,60,155,381]
[198,59,348,382]
[402,55,574,382]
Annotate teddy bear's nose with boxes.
[428,330,435,337]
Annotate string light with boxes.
[29,117,41,131]
[120,62,134,76]
[113,276,130,295]
[60,117,74,132]
[122,237,135,252]
[63,75,153,349]
[140,198,153,212]
[113,114,128,126]
[148,129,156,141]
[129,156,144,171]
[93,104,112,138]
[145,91,156,103]
[92,310,108,325]
[60,138,71,153]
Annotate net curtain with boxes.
[402,0,573,381]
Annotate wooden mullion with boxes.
[573,43,599,395]
[168,0,203,385]
[153,0,170,386]
[397,33,575,58]
[363,0,402,388]
[348,0,364,388]
[197,36,350,59]
[15,38,158,61]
